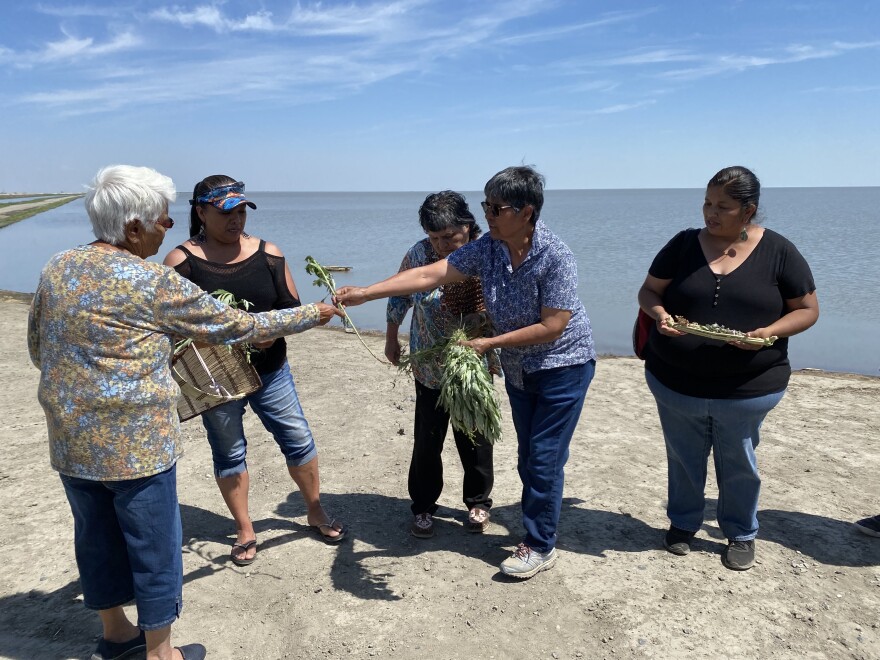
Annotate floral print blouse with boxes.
[28,245,321,481]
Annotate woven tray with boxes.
[172,343,262,421]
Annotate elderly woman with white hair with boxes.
[27,165,340,660]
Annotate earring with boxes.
[739,226,748,241]
[197,224,206,243]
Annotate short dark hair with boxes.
[484,165,545,224]
[189,174,238,237]
[707,166,760,212]
[418,190,480,240]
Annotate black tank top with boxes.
[173,240,300,375]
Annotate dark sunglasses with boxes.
[157,217,174,229]
[480,201,519,216]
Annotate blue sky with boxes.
[1,1,878,192]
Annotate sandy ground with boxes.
[1,291,878,660]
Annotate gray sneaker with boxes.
[500,543,557,579]
[854,515,880,537]
[722,539,755,571]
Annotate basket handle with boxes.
[172,365,247,403]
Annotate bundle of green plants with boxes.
[403,327,502,444]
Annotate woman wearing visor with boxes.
[164,175,347,567]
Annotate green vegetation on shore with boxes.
[0,195,83,230]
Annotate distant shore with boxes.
[0,194,82,229]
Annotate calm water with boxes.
[2,188,877,376]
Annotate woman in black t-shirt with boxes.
[637,166,819,571]
[164,175,347,566]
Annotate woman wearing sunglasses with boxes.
[163,175,348,567]
[337,166,596,579]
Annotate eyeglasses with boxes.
[480,201,519,217]
[157,217,174,229]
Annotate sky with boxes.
[1,1,878,192]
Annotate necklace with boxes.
[705,228,748,258]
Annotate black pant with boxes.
[409,379,494,515]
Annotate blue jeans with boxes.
[59,465,183,630]
[646,371,785,541]
[201,361,318,478]
[505,361,595,553]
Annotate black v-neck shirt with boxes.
[645,228,815,398]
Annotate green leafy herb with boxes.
[305,256,385,363]
[401,327,501,444]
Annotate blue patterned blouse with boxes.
[446,219,595,389]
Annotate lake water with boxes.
[1,188,877,376]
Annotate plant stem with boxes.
[305,256,387,364]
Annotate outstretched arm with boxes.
[336,259,467,307]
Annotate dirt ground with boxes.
[1,292,878,660]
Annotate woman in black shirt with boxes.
[637,166,818,571]
[164,175,347,566]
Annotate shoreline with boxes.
[4,288,876,381]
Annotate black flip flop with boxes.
[311,519,348,544]
[230,539,257,566]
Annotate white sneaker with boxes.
[500,543,557,579]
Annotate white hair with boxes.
[85,165,177,245]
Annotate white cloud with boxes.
[6,28,141,67]
[589,99,656,114]
[151,5,279,32]
[284,0,430,37]
[495,8,659,44]
[599,49,701,66]
[804,84,880,93]
[34,3,122,18]
[657,41,880,81]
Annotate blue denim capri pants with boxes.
[59,464,183,630]
[645,370,785,541]
[201,361,318,479]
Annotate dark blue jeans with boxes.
[59,465,183,630]
[505,361,595,553]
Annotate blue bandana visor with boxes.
[192,182,257,211]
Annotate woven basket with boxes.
[172,343,262,421]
